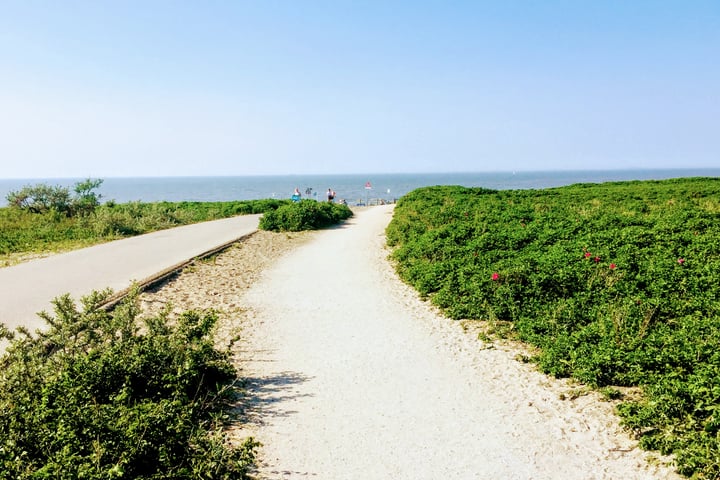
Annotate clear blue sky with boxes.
[1,1,718,178]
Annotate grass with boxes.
[0,199,289,266]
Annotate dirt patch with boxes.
[137,229,314,341]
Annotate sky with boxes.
[1,1,718,178]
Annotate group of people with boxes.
[292,187,337,203]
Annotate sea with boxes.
[1,169,719,207]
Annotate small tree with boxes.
[5,183,72,214]
[72,178,103,215]
[5,178,103,216]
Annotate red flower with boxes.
[491,272,499,281]
[678,258,685,264]
[594,256,601,263]
[609,263,616,270]
[584,252,592,259]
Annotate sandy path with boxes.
[234,205,680,480]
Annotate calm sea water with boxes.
[1,169,719,207]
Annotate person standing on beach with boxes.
[327,188,335,202]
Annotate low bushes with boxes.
[386,178,720,478]
[0,290,257,479]
[259,200,353,232]
[86,199,289,238]
[0,199,288,261]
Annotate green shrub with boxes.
[387,178,720,478]
[259,200,353,231]
[0,290,257,479]
[5,183,73,215]
[72,178,104,216]
[5,178,104,217]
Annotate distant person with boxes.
[305,187,313,199]
[292,187,301,202]
[327,188,335,202]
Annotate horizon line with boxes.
[3,166,720,181]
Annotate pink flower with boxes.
[584,252,592,259]
[678,258,685,264]
[491,272,499,281]
[609,263,616,270]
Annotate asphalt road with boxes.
[0,214,260,334]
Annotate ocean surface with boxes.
[1,169,719,207]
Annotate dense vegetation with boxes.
[0,196,288,265]
[259,199,353,231]
[386,178,720,478]
[0,289,257,479]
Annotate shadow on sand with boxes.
[234,370,313,426]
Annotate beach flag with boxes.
[365,181,372,189]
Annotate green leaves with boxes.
[0,291,257,479]
[5,178,103,217]
[259,199,353,232]
[387,177,720,477]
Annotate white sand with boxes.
[233,204,681,480]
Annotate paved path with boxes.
[0,214,260,333]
